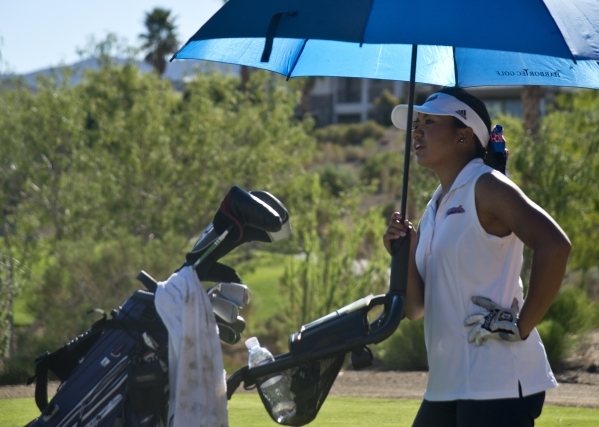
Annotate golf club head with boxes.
[210,294,239,324]
[208,282,250,307]
[217,322,240,345]
[230,315,246,335]
[215,315,246,345]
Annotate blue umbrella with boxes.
[173,0,599,87]
[171,0,599,305]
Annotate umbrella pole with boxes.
[389,45,417,297]
[400,44,418,219]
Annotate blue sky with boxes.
[0,0,223,74]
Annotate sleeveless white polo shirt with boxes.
[415,159,557,401]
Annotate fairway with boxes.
[3,395,597,427]
[239,258,286,325]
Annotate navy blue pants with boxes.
[412,390,545,427]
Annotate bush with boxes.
[544,287,599,333]
[314,120,386,146]
[375,319,428,371]
[536,320,569,370]
[360,152,403,193]
[0,331,62,385]
[313,163,359,196]
[369,89,399,127]
[314,142,346,163]
[535,286,599,370]
[344,145,366,162]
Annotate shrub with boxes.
[535,286,599,370]
[375,319,428,371]
[0,331,62,385]
[360,152,403,192]
[544,286,599,333]
[344,145,366,162]
[313,163,359,196]
[314,142,346,163]
[369,89,399,127]
[536,320,569,370]
[314,120,386,146]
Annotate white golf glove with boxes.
[464,296,522,346]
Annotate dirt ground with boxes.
[4,332,598,409]
[2,370,597,409]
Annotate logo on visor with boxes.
[455,110,467,120]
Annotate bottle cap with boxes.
[245,336,259,350]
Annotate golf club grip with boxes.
[389,233,410,295]
[136,270,158,293]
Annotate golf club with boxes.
[210,294,239,324]
[216,321,240,345]
[207,282,250,307]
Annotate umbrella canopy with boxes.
[173,0,599,88]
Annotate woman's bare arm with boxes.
[475,173,571,338]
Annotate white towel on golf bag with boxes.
[155,265,228,427]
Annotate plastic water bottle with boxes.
[245,337,296,423]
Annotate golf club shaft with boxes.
[193,226,232,268]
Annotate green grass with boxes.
[238,255,287,326]
[4,396,598,427]
[0,398,40,427]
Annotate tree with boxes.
[139,8,179,76]
[521,85,542,139]
[0,82,39,367]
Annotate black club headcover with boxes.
[184,186,291,283]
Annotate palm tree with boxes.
[521,85,542,140]
[139,8,179,76]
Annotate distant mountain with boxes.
[6,57,241,89]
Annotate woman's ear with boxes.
[458,127,474,147]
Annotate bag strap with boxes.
[26,351,51,412]
[27,297,165,413]
[26,314,110,412]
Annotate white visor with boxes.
[391,92,490,148]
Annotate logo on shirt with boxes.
[446,205,465,217]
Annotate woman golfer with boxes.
[383,87,571,427]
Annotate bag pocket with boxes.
[127,360,167,412]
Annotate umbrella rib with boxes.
[452,46,459,86]
[359,0,376,47]
[539,1,577,63]
[286,39,309,80]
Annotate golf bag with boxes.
[25,289,169,427]
[24,185,291,427]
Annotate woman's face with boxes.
[412,113,462,169]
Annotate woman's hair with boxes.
[437,87,507,174]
